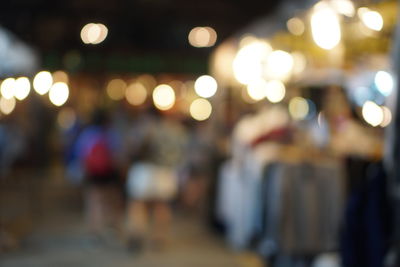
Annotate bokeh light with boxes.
[52,71,69,84]
[241,87,258,104]
[33,71,53,95]
[81,23,94,44]
[374,71,393,97]
[49,82,69,106]
[0,96,16,115]
[265,50,294,80]
[265,80,286,103]
[136,74,157,91]
[14,77,30,101]
[1,78,15,99]
[233,39,272,85]
[380,106,392,127]
[358,8,383,31]
[152,84,176,110]
[352,86,374,106]
[287,17,305,36]
[330,0,355,17]
[247,79,267,101]
[291,52,307,76]
[106,79,127,101]
[362,101,383,127]
[125,82,147,106]
[188,27,217,48]
[311,3,341,50]
[92,24,108,44]
[81,23,108,44]
[194,75,218,98]
[289,97,309,120]
[57,107,76,130]
[190,98,212,121]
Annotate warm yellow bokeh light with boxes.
[14,77,30,101]
[287,17,305,36]
[380,106,392,128]
[291,52,307,76]
[190,98,212,121]
[265,50,294,81]
[1,78,15,100]
[49,82,69,107]
[81,23,108,44]
[265,80,286,103]
[107,79,127,101]
[362,101,383,127]
[239,35,258,48]
[33,71,53,95]
[233,40,272,85]
[311,3,341,50]
[188,27,217,48]
[247,79,267,101]
[194,75,218,98]
[289,97,309,120]
[126,82,147,106]
[358,8,383,31]
[152,84,176,110]
[0,97,16,115]
[52,71,69,84]
[57,107,76,130]
[137,74,157,90]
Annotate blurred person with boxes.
[179,121,215,215]
[73,109,123,239]
[125,110,187,252]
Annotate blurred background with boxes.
[0,0,399,266]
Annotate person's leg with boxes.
[104,184,124,231]
[126,200,148,251]
[85,185,104,235]
[153,201,172,248]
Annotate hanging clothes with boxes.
[340,160,392,267]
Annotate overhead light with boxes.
[311,3,341,50]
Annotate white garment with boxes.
[126,162,177,201]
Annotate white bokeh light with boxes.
[152,84,176,110]
[247,79,267,101]
[362,101,384,127]
[194,75,218,98]
[265,80,286,103]
[33,71,53,95]
[1,78,15,99]
[265,50,294,81]
[311,3,341,50]
[14,77,30,100]
[49,82,69,106]
[359,8,383,31]
[375,71,393,97]
[233,40,272,85]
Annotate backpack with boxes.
[84,135,114,177]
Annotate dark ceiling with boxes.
[0,0,280,73]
